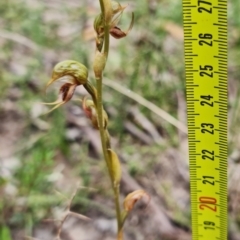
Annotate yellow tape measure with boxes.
[182,0,227,239]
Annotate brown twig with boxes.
[55,186,91,240]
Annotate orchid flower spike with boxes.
[43,60,88,113]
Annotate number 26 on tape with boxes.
[199,196,217,212]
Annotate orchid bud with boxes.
[107,149,121,185]
[93,51,106,78]
[85,100,99,129]
[123,190,150,212]
[82,97,108,129]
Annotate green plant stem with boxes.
[96,77,110,168]
[114,183,122,233]
[99,0,104,15]
[95,2,122,237]
[99,0,110,57]
[117,229,123,240]
[103,24,110,59]
[96,77,122,237]
[83,82,98,106]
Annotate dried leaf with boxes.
[107,149,122,185]
[123,190,150,212]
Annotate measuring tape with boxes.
[182,0,227,239]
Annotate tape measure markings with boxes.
[183,0,227,240]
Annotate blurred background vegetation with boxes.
[0,0,240,239]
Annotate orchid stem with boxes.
[95,1,122,239]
